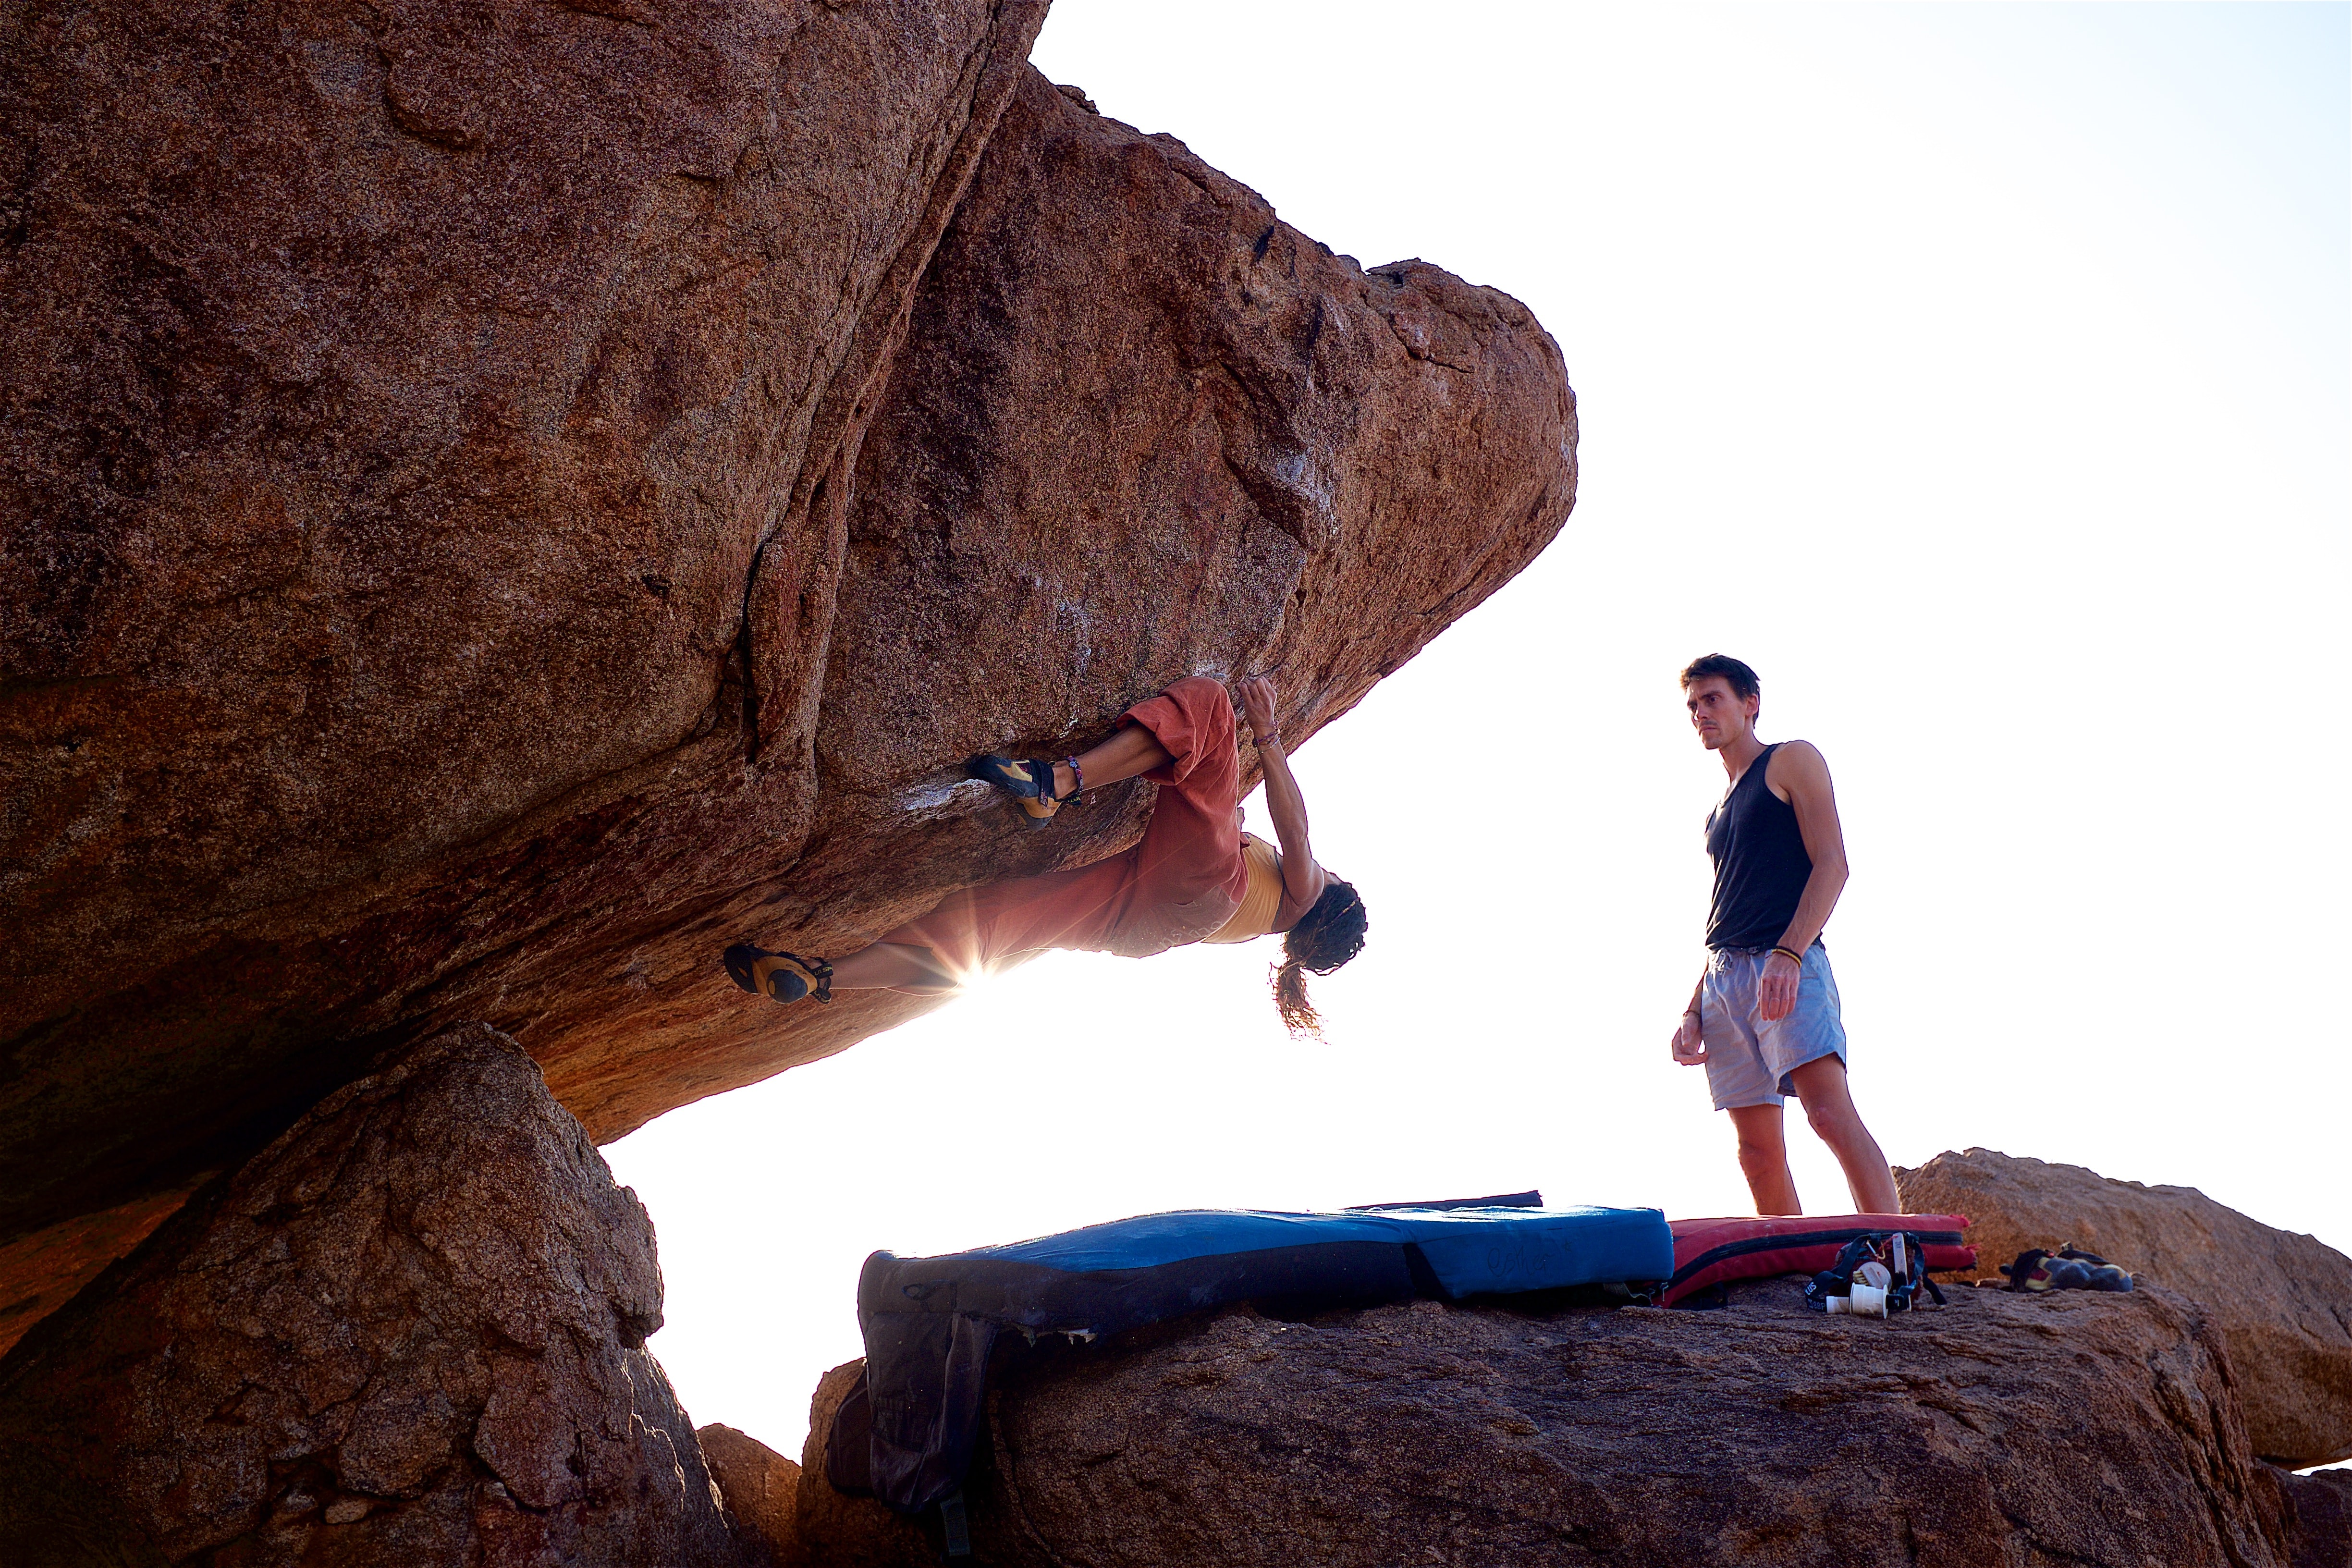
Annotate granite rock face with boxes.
[700,1423,803,1568]
[0,1024,742,1567]
[1,0,1050,1318]
[0,1173,208,1358]
[2273,1467,2352,1568]
[797,1285,2293,1568]
[2,0,1575,1319]
[1897,1147,2352,1467]
[483,65,1578,1143]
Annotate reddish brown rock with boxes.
[518,66,1579,1140]
[2272,1466,2352,1568]
[700,1424,802,1568]
[0,1172,208,1359]
[1897,1148,2352,1468]
[796,1286,2292,1568]
[3,7,1574,1329]
[0,1023,742,1566]
[2,0,1048,1297]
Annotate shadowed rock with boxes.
[699,1423,803,1568]
[1898,1147,2352,1468]
[2,4,1574,1322]
[795,1284,2294,1568]
[2270,1466,2352,1568]
[0,1024,742,1566]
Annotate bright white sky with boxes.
[610,1,2351,1459]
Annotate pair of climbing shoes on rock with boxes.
[967,753,1081,828]
[1998,1245,2135,1293]
[724,945,833,1006]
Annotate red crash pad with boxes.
[1661,1213,1976,1307]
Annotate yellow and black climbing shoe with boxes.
[723,945,833,1004]
[2000,1249,2058,1291]
[966,753,1080,829]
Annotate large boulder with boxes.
[798,1285,2292,1568]
[1,5,1576,1323]
[0,1023,742,1567]
[473,65,1579,1141]
[0,0,1048,1328]
[1897,1148,2352,1468]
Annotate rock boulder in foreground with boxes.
[0,1025,741,1567]
[800,1283,2292,1568]
[1898,1147,2352,1467]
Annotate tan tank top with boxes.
[1202,835,1284,945]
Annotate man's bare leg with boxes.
[1049,722,1174,799]
[808,706,1204,995]
[1786,1056,1900,1213]
[1727,1104,1801,1215]
[826,942,956,992]
[816,718,1188,996]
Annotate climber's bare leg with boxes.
[829,713,1187,993]
[1787,1056,1900,1214]
[1728,1104,1801,1216]
[1051,723,1173,799]
[826,942,956,992]
[824,706,1194,994]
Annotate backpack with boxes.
[1803,1230,1947,1314]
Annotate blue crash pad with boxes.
[833,1199,1671,1510]
[964,1203,1671,1301]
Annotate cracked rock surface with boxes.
[1898,1147,2352,1469]
[803,1283,2295,1568]
[0,1023,741,1567]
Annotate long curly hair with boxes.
[1271,877,1367,1039]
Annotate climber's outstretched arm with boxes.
[1237,676,1326,909]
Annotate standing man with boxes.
[1668,654,1900,1215]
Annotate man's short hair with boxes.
[1680,653,1760,702]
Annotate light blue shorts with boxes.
[1699,944,1848,1110]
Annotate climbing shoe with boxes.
[2059,1244,2135,1292]
[2001,1249,2057,1291]
[2043,1256,2096,1290]
[966,754,1079,828]
[724,945,833,1004]
[2001,1245,2134,1293]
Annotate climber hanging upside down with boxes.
[724,675,1368,1036]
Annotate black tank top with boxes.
[1704,743,1814,951]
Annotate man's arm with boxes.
[1759,740,1849,1021]
[1236,676,1327,908]
[1670,972,1708,1065]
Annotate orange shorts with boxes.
[879,677,1249,980]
